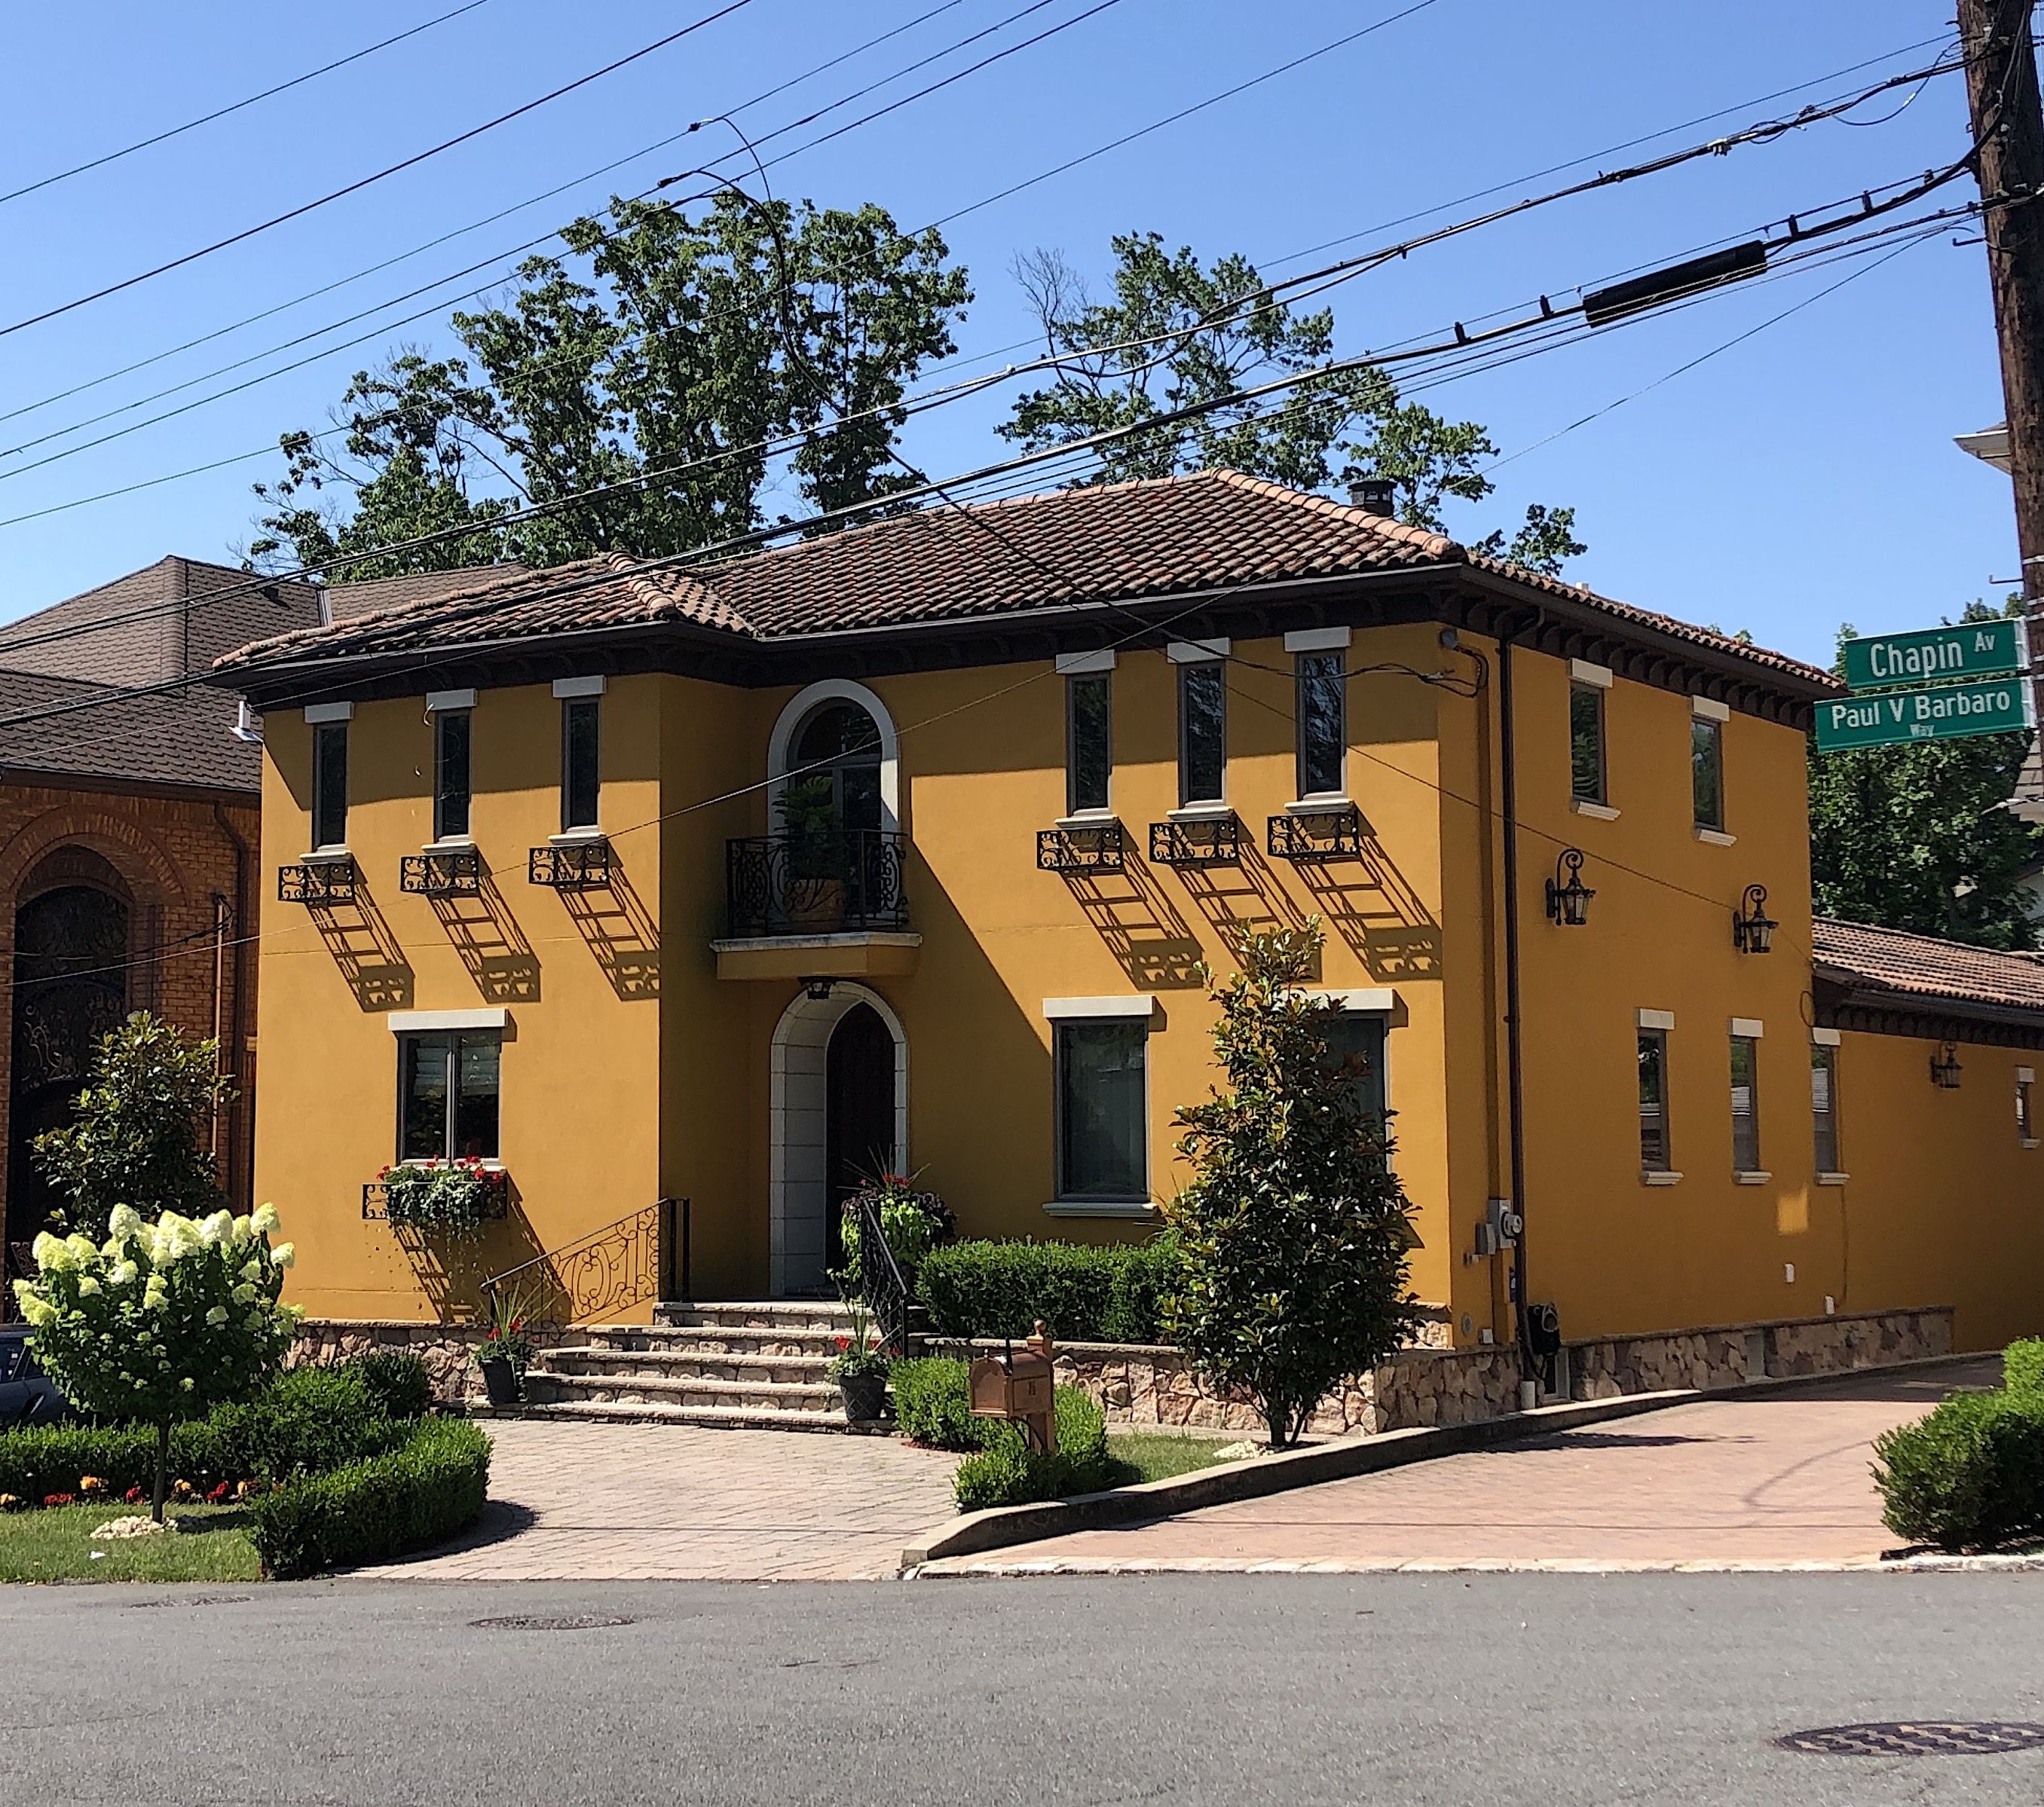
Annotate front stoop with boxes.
[518,1301,877,1432]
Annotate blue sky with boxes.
[0,0,2015,666]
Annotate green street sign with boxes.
[1815,677,2033,751]
[1841,619,2024,689]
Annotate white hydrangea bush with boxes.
[11,1203,301,1426]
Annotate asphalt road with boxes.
[5,1573,2042,1805]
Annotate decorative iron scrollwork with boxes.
[528,840,613,889]
[279,858,359,905]
[480,1198,689,1326]
[1149,815,1242,867]
[1266,806,1364,861]
[725,831,910,938]
[400,848,483,897]
[1036,820,1126,872]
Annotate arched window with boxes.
[788,701,884,835]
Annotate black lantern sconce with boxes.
[1929,1041,1963,1089]
[1544,848,1595,927]
[801,976,835,1002]
[1732,884,1777,955]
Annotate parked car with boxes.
[0,1328,66,1428]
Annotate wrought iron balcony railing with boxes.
[726,830,910,939]
[528,839,612,888]
[1268,804,1364,862]
[1149,815,1242,867]
[400,848,483,897]
[1036,819,1126,873]
[279,856,359,906]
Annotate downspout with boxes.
[213,803,254,1210]
[1496,625,1535,1402]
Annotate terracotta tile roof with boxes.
[213,470,1837,692]
[1813,916,2044,1017]
[320,563,528,622]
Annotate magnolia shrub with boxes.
[11,1203,301,1518]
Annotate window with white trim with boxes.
[435,708,472,842]
[1639,1029,1671,1172]
[561,696,601,832]
[1811,1043,1841,1173]
[1296,652,1345,796]
[1066,672,1112,815]
[1054,1019,1146,1201]
[1730,1033,1761,1172]
[1570,683,1606,805]
[1320,1009,1389,1165]
[1692,716,1724,830]
[311,720,349,850]
[1178,660,1226,806]
[399,1032,500,1161]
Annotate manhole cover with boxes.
[1778,1723,2044,1756]
[127,1595,250,1609]
[469,1613,637,1631]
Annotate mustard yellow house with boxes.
[213,471,2044,1356]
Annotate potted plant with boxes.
[476,1286,535,1408]
[776,775,849,930]
[829,1295,891,1424]
[839,1170,956,1284]
[380,1157,503,1237]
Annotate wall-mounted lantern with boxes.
[1732,884,1777,955]
[1930,1042,1964,1089]
[1544,848,1595,927]
[802,977,836,1002]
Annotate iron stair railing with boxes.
[847,1191,916,1358]
[480,1197,689,1327]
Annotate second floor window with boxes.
[311,720,348,851]
[1639,1029,1671,1172]
[1692,714,1724,830]
[435,708,472,842]
[1178,660,1226,806]
[1730,1033,1761,1173]
[1066,672,1111,815]
[1570,682,1606,805]
[399,1031,500,1161]
[1812,1043,1841,1173]
[561,697,601,832]
[1296,652,1345,797]
[2021,1068,2036,1144]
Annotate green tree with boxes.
[33,1014,228,1234]
[251,194,972,577]
[1810,599,2044,949]
[1163,923,1422,1446]
[999,234,1584,574]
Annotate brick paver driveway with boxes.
[925,1357,2002,1576]
[357,1420,959,1582]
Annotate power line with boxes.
[0,0,497,209]
[0,2,757,341]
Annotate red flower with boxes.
[41,1493,74,1508]
[834,1335,850,1353]
[124,1487,145,1505]
[206,1481,232,1504]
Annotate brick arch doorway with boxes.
[8,862,133,1245]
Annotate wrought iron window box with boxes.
[1149,815,1242,867]
[1036,820,1126,873]
[726,830,910,939]
[529,839,613,889]
[279,857,359,906]
[363,1168,510,1222]
[1267,805,1365,862]
[400,848,484,897]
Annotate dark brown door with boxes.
[825,1002,895,1273]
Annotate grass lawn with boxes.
[1103,1429,1237,1486]
[0,1503,261,1584]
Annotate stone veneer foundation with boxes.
[295,1305,1954,1427]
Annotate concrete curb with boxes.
[898,1351,1990,1573]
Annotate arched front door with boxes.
[9,883,130,1240]
[825,1002,896,1272]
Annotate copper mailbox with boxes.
[966,1320,1058,1453]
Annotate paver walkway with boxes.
[356,1420,958,1582]
[924,1357,2003,1576]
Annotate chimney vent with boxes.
[1348,478,1396,518]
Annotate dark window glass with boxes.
[791,700,883,833]
[1320,1011,1390,1167]
[399,1032,500,1160]
[1178,661,1226,806]
[1692,717,1724,830]
[1570,683,1605,804]
[1296,652,1345,796]
[435,709,472,842]
[2020,1075,2035,1145]
[1055,1019,1146,1200]
[1066,673,1112,815]
[561,698,601,831]
[1812,1044,1841,1173]
[312,720,348,849]
[1730,1035,1761,1173]
[1639,1029,1670,1171]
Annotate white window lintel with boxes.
[387,1007,510,1035]
[425,688,477,713]
[553,675,607,699]
[1167,637,1231,664]
[1691,696,1730,723]
[1811,1027,1842,1047]
[1730,1017,1765,1039]
[1568,659,1614,689]
[304,701,353,724]
[1284,625,1351,653]
[1055,650,1117,675]
[1302,986,1397,1014]
[1042,995,1157,1023]
[1637,1007,1675,1031]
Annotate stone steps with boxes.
[509,1399,853,1433]
[544,1347,833,1386]
[523,1368,840,1414]
[578,1324,846,1359]
[656,1300,855,1332]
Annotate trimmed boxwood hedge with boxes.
[1874,1342,2044,1553]
[918,1235,1181,1344]
[891,1356,1113,1511]
[249,1417,491,1579]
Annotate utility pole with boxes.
[1957,0,2044,808]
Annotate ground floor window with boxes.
[399,1032,500,1160]
[1319,1010,1389,1160]
[1730,1034,1761,1173]
[1639,1029,1671,1172]
[1055,1019,1147,1201]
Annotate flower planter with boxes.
[837,1371,889,1423]
[479,1356,523,1409]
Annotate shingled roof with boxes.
[0,669,259,793]
[1813,917,2044,1021]
[213,470,1838,693]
